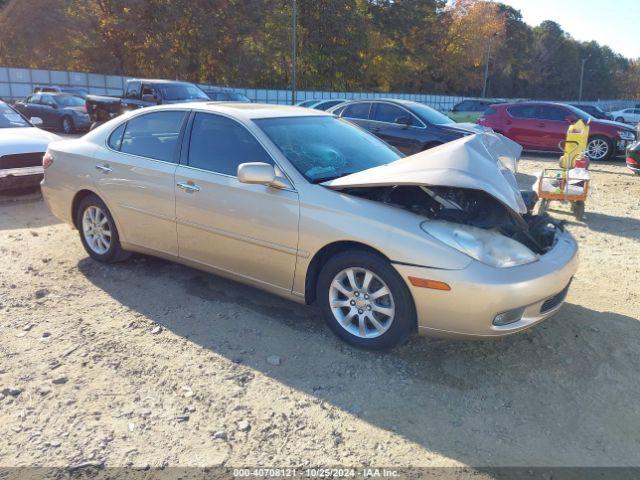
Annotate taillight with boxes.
[43,152,54,169]
[627,157,638,166]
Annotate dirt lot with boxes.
[1,153,639,470]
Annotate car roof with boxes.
[142,102,332,120]
[492,101,572,108]
[39,92,79,98]
[127,79,196,85]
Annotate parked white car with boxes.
[611,108,640,125]
[0,100,60,191]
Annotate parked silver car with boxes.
[41,103,578,349]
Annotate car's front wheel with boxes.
[586,135,613,161]
[316,250,416,350]
[615,117,625,123]
[77,194,130,263]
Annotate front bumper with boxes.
[393,229,579,338]
[0,166,44,191]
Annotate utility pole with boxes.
[482,33,497,98]
[291,0,297,105]
[578,57,588,101]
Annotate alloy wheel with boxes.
[587,138,609,160]
[82,206,111,255]
[328,267,395,339]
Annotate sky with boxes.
[496,0,639,59]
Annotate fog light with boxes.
[493,307,525,326]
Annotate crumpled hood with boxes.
[0,127,61,155]
[323,132,527,214]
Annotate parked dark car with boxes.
[202,89,251,102]
[627,141,640,175]
[296,99,321,108]
[85,79,209,128]
[330,99,481,155]
[312,99,347,111]
[34,85,89,98]
[570,103,613,120]
[477,101,637,160]
[13,93,91,134]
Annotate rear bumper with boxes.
[0,167,44,191]
[393,229,579,339]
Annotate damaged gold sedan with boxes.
[41,103,577,349]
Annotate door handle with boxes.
[95,164,112,173]
[177,182,200,193]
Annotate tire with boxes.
[316,250,416,350]
[586,135,613,161]
[615,117,625,123]
[76,194,130,263]
[61,116,75,134]
[572,201,585,221]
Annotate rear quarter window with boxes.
[108,123,126,151]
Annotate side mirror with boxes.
[30,117,43,126]
[141,94,158,104]
[237,162,289,189]
[395,116,412,128]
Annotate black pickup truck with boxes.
[85,79,209,128]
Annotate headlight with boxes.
[619,131,635,141]
[420,220,538,268]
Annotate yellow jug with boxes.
[559,119,589,169]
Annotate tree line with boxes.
[0,0,638,100]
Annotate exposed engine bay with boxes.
[341,185,563,255]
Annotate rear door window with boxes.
[120,111,187,162]
[342,103,372,120]
[372,103,419,125]
[537,106,569,122]
[507,105,537,119]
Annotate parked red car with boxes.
[478,101,637,160]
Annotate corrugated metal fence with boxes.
[1,66,636,112]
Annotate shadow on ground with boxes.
[77,255,640,467]
[0,190,62,230]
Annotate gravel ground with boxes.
[0,153,639,470]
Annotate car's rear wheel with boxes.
[61,116,75,134]
[615,117,625,123]
[316,250,416,350]
[586,135,612,161]
[77,194,130,263]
